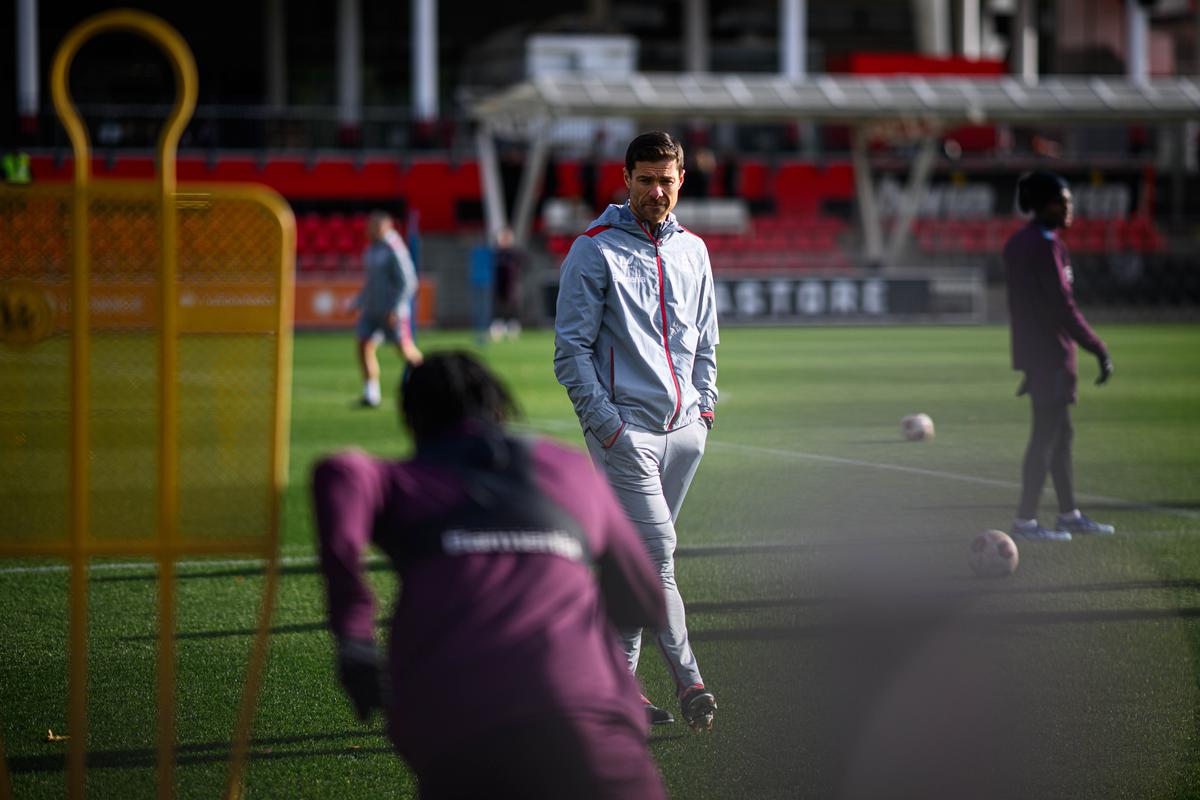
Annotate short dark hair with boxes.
[1016,171,1069,214]
[624,131,685,174]
[401,351,518,440]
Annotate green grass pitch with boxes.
[2,323,1200,798]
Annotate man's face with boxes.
[1044,188,1073,230]
[624,159,685,227]
[368,217,393,242]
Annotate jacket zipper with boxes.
[634,218,682,428]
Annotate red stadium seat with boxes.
[772,163,820,217]
[453,161,482,202]
[553,160,583,199]
[359,159,405,197]
[405,160,455,232]
[210,156,261,183]
[736,159,769,201]
[104,156,156,179]
[260,157,309,196]
[596,162,627,208]
[818,162,855,200]
[308,160,361,199]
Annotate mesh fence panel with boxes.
[0,183,288,548]
[0,189,72,543]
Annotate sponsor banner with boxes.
[293,278,436,329]
[17,282,279,334]
[715,276,931,320]
[1,277,436,339]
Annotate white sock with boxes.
[364,378,381,404]
[1059,509,1081,520]
[1014,518,1038,528]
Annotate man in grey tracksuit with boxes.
[554,131,719,732]
[353,211,423,407]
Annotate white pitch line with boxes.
[711,439,1200,521]
[3,424,1190,578]
[0,549,342,577]
[524,419,1200,522]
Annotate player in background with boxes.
[312,352,668,799]
[554,131,719,731]
[1004,171,1116,541]
[353,211,423,407]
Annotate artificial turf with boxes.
[2,323,1199,798]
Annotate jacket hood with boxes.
[588,203,684,242]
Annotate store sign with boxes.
[714,277,931,320]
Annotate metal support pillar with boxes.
[512,122,552,249]
[780,0,807,79]
[1013,0,1038,85]
[336,0,362,139]
[684,0,709,73]
[960,0,981,59]
[885,134,939,266]
[413,0,438,121]
[912,0,951,56]
[265,0,286,108]
[851,127,885,268]
[1126,0,1149,86]
[476,124,507,244]
[17,0,39,134]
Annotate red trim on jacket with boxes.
[609,347,615,401]
[584,224,612,238]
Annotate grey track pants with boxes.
[586,419,708,695]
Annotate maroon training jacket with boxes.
[311,429,666,773]
[1003,221,1106,380]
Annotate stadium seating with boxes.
[26,154,1168,275]
[912,217,1167,256]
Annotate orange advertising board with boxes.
[293,277,436,329]
[1,277,435,343]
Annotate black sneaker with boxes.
[641,694,675,725]
[679,685,717,732]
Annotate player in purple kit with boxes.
[1003,171,1116,542]
[312,352,667,799]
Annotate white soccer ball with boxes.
[901,413,935,441]
[968,530,1019,578]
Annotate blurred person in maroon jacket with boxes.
[1003,171,1115,542]
[312,352,667,800]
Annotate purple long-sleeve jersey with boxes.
[1004,222,1107,379]
[311,430,667,769]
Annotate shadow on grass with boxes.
[92,559,393,584]
[1085,499,1200,513]
[8,731,392,773]
[116,578,1200,644]
[93,538,954,586]
[692,606,1200,642]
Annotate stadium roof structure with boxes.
[473,73,1200,126]
[472,73,1200,266]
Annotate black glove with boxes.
[336,638,385,723]
[1095,353,1113,386]
[700,411,715,430]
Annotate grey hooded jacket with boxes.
[554,203,719,442]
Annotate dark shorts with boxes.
[1018,368,1077,406]
[357,308,411,345]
